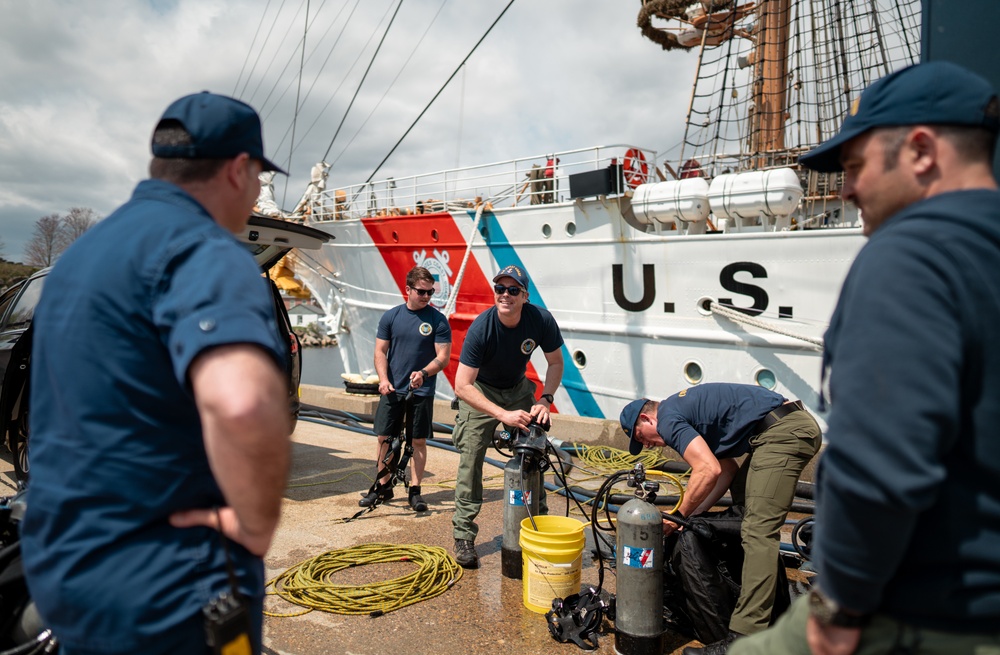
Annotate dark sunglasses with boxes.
[409,287,434,297]
[493,284,522,297]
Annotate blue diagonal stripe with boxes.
[467,208,604,418]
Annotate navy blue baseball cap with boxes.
[493,264,529,290]
[620,398,649,456]
[152,92,286,174]
[800,61,1000,172]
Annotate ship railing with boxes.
[310,144,656,222]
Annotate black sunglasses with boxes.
[493,284,522,296]
[410,287,434,297]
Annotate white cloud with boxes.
[0,0,696,261]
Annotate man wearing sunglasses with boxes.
[363,266,452,512]
[451,264,564,569]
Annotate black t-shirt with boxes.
[459,303,563,388]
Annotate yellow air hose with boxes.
[265,543,463,617]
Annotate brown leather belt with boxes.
[753,400,805,435]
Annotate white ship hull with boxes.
[294,171,864,422]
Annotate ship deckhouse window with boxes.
[573,350,587,369]
[684,361,703,384]
[755,368,777,390]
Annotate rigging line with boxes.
[238,0,292,99]
[364,0,518,184]
[322,0,449,167]
[321,0,405,164]
[234,0,275,96]
[268,0,366,154]
[283,0,311,205]
[245,0,311,106]
[260,0,354,123]
[256,0,336,117]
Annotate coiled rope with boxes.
[265,543,463,617]
[707,299,824,350]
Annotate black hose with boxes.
[564,485,815,515]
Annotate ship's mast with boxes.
[750,0,791,165]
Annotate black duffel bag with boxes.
[662,506,790,644]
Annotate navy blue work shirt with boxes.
[21,179,285,652]
[657,383,785,459]
[459,303,563,389]
[376,303,451,396]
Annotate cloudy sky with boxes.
[0,0,700,262]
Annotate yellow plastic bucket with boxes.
[519,515,586,613]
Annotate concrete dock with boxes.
[0,385,817,654]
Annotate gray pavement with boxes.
[0,417,701,655]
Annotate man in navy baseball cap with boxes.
[493,264,529,290]
[152,91,286,175]
[620,398,648,456]
[800,61,999,173]
[733,62,1000,655]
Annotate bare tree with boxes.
[24,214,65,267]
[22,208,101,267]
[61,207,99,243]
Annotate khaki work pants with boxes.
[451,376,547,541]
[730,594,1000,654]
[728,409,821,635]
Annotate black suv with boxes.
[0,215,331,482]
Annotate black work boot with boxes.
[408,485,428,512]
[454,538,479,569]
[682,631,742,655]
[358,485,394,507]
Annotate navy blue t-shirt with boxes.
[376,303,451,397]
[459,304,563,389]
[657,383,785,458]
[21,179,284,651]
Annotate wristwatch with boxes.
[808,587,870,628]
[420,368,430,378]
[540,393,554,403]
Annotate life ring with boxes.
[623,148,649,189]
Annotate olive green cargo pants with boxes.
[452,376,547,542]
[727,408,821,636]
[730,594,1000,654]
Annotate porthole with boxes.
[542,224,552,238]
[431,229,439,242]
[683,361,703,385]
[566,222,577,237]
[755,368,777,390]
[573,350,587,369]
[391,231,399,243]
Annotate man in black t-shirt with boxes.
[450,264,564,568]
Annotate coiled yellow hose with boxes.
[265,543,463,617]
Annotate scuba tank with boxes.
[496,421,549,580]
[614,465,665,655]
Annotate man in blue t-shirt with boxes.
[451,264,564,568]
[621,383,820,653]
[360,266,452,511]
[21,93,292,654]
